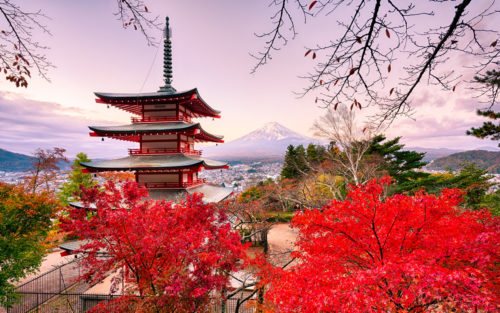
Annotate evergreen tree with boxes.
[366,135,430,193]
[467,69,500,147]
[306,143,319,164]
[281,144,309,179]
[281,145,299,179]
[58,152,95,206]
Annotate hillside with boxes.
[0,148,33,172]
[427,150,500,173]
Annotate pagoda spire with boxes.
[159,16,176,93]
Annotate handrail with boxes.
[144,179,206,189]
[128,148,202,156]
[131,115,192,123]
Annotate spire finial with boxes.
[159,16,176,93]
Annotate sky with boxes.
[0,0,498,159]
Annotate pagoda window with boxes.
[144,104,176,110]
[180,135,188,141]
[143,134,176,140]
[182,173,188,183]
[142,141,177,150]
[144,110,176,118]
[138,173,179,183]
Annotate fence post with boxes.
[59,267,62,292]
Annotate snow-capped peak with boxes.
[235,122,309,142]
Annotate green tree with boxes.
[280,144,310,179]
[366,135,430,193]
[426,163,494,210]
[0,183,60,307]
[58,153,95,206]
[467,69,500,147]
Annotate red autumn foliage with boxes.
[259,177,499,313]
[60,181,248,312]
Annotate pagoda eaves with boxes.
[95,88,221,118]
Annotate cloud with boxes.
[0,92,130,158]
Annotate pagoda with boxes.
[81,17,233,203]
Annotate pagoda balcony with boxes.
[143,179,206,189]
[128,148,202,156]
[131,115,192,123]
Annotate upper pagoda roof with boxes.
[89,122,223,143]
[81,154,227,172]
[95,89,221,118]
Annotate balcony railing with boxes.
[128,148,202,156]
[131,115,192,123]
[143,179,206,189]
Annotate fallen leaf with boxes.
[320,80,323,85]
[356,37,362,44]
[145,6,148,12]
[390,88,394,95]
[491,40,497,47]
[309,1,318,10]
[305,49,311,57]
[452,85,456,92]
[388,64,391,73]
[334,79,339,86]
[312,52,317,59]
[337,57,340,62]
[334,103,339,110]
[349,67,358,75]
[386,29,390,38]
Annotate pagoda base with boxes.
[148,184,233,203]
[70,184,233,209]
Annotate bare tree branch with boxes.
[254,0,500,124]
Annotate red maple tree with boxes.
[60,181,248,312]
[259,177,499,313]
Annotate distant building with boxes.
[81,17,232,203]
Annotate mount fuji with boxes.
[203,122,324,161]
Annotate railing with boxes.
[128,148,202,156]
[6,259,80,313]
[131,115,192,123]
[4,292,255,313]
[143,179,206,189]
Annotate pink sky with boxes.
[0,0,498,158]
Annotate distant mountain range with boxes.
[0,148,33,172]
[0,148,71,172]
[427,150,500,174]
[203,122,325,161]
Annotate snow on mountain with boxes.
[203,122,324,161]
[234,122,311,142]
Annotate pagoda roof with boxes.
[94,88,221,118]
[89,122,223,142]
[81,154,227,172]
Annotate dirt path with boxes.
[267,223,298,267]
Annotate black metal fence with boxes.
[6,259,81,313]
[4,257,256,313]
[6,292,255,313]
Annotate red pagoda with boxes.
[81,17,232,203]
